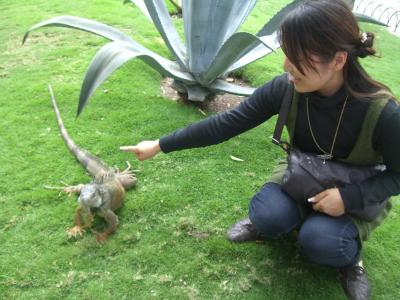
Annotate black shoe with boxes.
[338,261,371,300]
[227,218,262,242]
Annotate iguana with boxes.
[47,85,137,242]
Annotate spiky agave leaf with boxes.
[23,16,134,45]
[174,77,257,102]
[167,0,182,13]
[209,0,303,75]
[209,79,255,96]
[141,0,187,69]
[174,82,210,102]
[77,41,195,116]
[124,0,187,68]
[182,0,256,81]
[21,14,193,114]
[353,12,388,26]
[226,33,280,73]
[256,0,304,37]
[199,33,277,85]
[201,0,303,83]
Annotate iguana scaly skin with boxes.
[48,85,137,242]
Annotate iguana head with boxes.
[78,184,102,209]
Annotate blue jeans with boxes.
[249,183,360,268]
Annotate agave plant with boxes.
[23,0,385,116]
[167,0,182,14]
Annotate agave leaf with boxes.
[123,0,153,22]
[256,0,304,37]
[168,0,182,13]
[227,33,280,73]
[354,12,388,26]
[169,79,210,101]
[200,33,277,85]
[183,84,210,102]
[182,0,256,78]
[23,16,134,45]
[226,44,271,73]
[210,79,255,96]
[142,0,187,69]
[78,41,195,116]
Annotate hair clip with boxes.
[360,32,368,44]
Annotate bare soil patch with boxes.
[160,77,251,113]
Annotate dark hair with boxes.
[278,0,394,100]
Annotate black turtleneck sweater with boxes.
[159,74,400,212]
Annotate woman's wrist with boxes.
[154,139,161,153]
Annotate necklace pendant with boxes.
[317,153,333,161]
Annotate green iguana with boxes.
[48,85,137,242]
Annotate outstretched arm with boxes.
[120,74,289,158]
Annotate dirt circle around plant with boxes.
[160,77,251,113]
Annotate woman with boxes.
[121,1,399,299]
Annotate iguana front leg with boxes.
[63,184,85,196]
[96,209,119,243]
[67,206,93,238]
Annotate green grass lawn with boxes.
[0,0,399,299]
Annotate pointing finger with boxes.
[120,146,137,152]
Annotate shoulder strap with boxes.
[342,97,389,164]
[272,83,294,151]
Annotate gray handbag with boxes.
[272,84,387,221]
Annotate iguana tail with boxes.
[48,84,111,180]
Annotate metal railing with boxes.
[354,0,400,35]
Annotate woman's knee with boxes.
[249,183,301,239]
[298,214,360,267]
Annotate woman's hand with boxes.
[120,140,161,161]
[308,188,345,216]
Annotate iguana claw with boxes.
[96,233,108,243]
[67,225,85,238]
